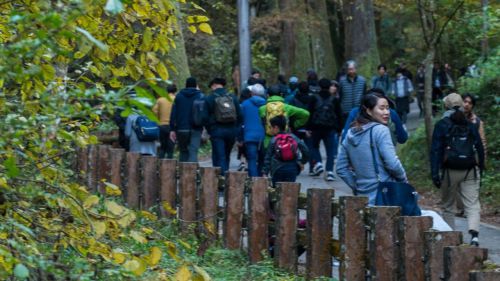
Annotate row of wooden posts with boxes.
[75,144,499,280]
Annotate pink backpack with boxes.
[274,134,298,161]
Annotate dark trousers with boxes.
[159,125,174,159]
[210,129,237,174]
[311,130,335,172]
[272,162,299,186]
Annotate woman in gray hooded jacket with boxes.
[336,92,407,205]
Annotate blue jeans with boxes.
[311,130,334,172]
[272,162,299,186]
[177,129,202,162]
[245,141,264,177]
[330,131,339,160]
[210,127,237,174]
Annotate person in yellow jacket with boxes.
[152,84,177,159]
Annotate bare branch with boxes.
[416,0,431,47]
[434,0,465,45]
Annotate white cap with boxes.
[248,83,265,97]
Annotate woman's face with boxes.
[329,85,337,95]
[367,98,390,125]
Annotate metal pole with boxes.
[238,0,251,91]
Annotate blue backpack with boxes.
[133,116,159,142]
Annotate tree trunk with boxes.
[342,0,380,78]
[481,0,489,58]
[167,3,191,86]
[423,47,435,150]
[327,0,345,71]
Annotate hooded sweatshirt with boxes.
[336,122,407,197]
[169,88,204,131]
[241,95,267,143]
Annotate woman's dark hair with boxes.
[352,93,390,128]
[450,107,468,125]
[270,115,287,131]
[462,93,477,107]
[167,84,177,94]
[377,64,386,71]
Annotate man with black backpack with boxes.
[169,77,205,162]
[308,78,342,181]
[430,93,485,246]
[204,77,242,174]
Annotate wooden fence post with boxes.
[76,146,88,184]
[179,162,198,231]
[97,145,111,194]
[199,167,220,239]
[126,152,141,208]
[339,196,368,281]
[248,177,269,264]
[87,145,98,192]
[424,231,462,281]
[306,188,334,279]
[368,206,400,281]
[109,148,125,189]
[142,156,159,211]
[224,171,247,249]
[274,182,300,272]
[398,216,433,281]
[159,159,177,218]
[443,246,488,281]
[469,270,500,281]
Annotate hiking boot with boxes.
[326,171,336,181]
[470,237,479,247]
[312,163,324,176]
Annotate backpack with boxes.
[133,116,159,142]
[265,101,287,136]
[214,93,237,123]
[192,93,207,127]
[444,120,476,170]
[310,95,337,128]
[274,133,298,161]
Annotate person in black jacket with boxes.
[204,78,243,174]
[430,93,484,247]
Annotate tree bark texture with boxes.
[167,3,191,85]
[423,46,435,149]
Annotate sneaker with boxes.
[470,237,479,247]
[308,171,315,176]
[237,162,246,171]
[326,171,336,181]
[312,163,324,176]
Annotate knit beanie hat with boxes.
[318,78,332,90]
[185,77,197,88]
[443,93,463,109]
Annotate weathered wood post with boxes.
[368,206,400,281]
[398,216,433,281]
[469,270,500,281]
[274,182,300,272]
[87,145,98,192]
[125,152,141,208]
[443,246,488,281]
[142,156,159,211]
[248,177,269,263]
[76,146,88,184]
[109,148,125,189]
[199,167,220,239]
[97,145,111,194]
[179,162,198,231]
[339,196,368,281]
[224,171,247,249]
[424,231,462,281]
[306,188,334,279]
[159,159,177,218]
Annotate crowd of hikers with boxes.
[114,59,487,248]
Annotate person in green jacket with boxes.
[259,85,310,148]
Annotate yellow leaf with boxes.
[0,177,8,189]
[117,211,136,228]
[193,265,212,281]
[104,200,126,216]
[198,23,213,35]
[174,265,192,281]
[188,25,197,34]
[123,257,147,276]
[142,227,154,235]
[148,246,162,266]
[112,250,127,264]
[162,201,177,215]
[92,220,106,239]
[186,16,195,24]
[0,232,8,239]
[195,15,209,23]
[141,28,153,51]
[109,78,122,89]
[177,239,191,250]
[140,210,157,221]
[155,62,169,81]
[165,241,180,261]
[104,182,122,196]
[83,195,99,209]
[130,230,147,244]
[203,221,216,236]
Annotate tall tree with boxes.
[481,0,489,58]
[342,0,380,78]
[168,3,192,86]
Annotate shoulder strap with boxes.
[369,125,381,182]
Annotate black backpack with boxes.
[214,93,237,123]
[310,95,337,128]
[191,93,207,127]
[444,120,476,170]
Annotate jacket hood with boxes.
[179,87,201,98]
[249,95,266,106]
[267,95,284,103]
[346,122,380,147]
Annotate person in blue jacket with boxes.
[341,88,408,145]
[239,83,267,177]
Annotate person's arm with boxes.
[390,109,408,144]
[295,136,309,164]
[152,100,159,116]
[286,104,310,129]
[124,116,132,138]
[335,142,357,191]
[373,126,407,183]
[262,138,274,176]
[407,79,414,95]
[430,120,446,186]
[478,120,487,158]
[334,98,343,133]
[471,123,485,172]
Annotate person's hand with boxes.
[169,131,177,142]
[305,130,312,138]
[432,175,441,189]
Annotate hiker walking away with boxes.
[430,93,485,246]
[416,64,425,117]
[329,80,342,164]
[339,60,367,126]
[371,64,391,95]
[336,93,407,204]
[262,115,309,186]
[392,69,414,125]
[259,85,310,149]
[205,78,242,174]
[442,63,455,91]
[125,113,158,156]
[308,78,342,181]
[278,74,290,100]
[239,84,267,177]
[396,62,413,81]
[284,76,299,104]
[306,70,321,95]
[169,77,205,162]
[153,84,176,159]
[342,88,408,145]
